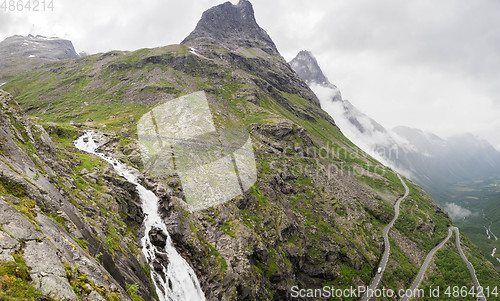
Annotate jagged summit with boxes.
[182,0,279,56]
[289,50,332,87]
[289,50,342,102]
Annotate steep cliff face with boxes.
[0,89,155,300]
[2,1,497,300]
[182,0,278,56]
[289,50,410,170]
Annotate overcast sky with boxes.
[1,0,499,149]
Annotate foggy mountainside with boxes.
[289,50,500,271]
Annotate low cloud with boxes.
[444,202,473,220]
[1,1,499,148]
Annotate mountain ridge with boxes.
[0,34,79,82]
[0,2,497,300]
[289,50,332,87]
[291,50,500,270]
[182,0,279,56]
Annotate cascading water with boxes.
[74,131,205,301]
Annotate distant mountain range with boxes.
[0,34,80,82]
[289,50,406,168]
[290,50,500,266]
[289,50,500,190]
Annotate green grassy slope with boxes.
[2,43,497,299]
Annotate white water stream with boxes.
[485,226,491,240]
[483,223,499,265]
[75,131,205,301]
[488,225,498,241]
[492,247,500,264]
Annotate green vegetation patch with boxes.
[126,283,145,301]
[420,239,476,301]
[207,243,228,278]
[0,178,25,198]
[381,237,419,291]
[104,222,126,257]
[0,252,55,300]
[64,262,117,300]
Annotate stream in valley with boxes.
[75,131,205,301]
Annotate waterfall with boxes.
[74,131,205,301]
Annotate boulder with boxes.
[24,239,78,301]
[0,230,19,262]
[0,199,41,241]
[149,227,168,248]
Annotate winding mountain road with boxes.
[402,227,486,301]
[453,227,487,301]
[361,175,486,301]
[361,174,409,301]
[401,228,453,301]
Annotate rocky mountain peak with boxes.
[0,34,78,61]
[0,34,79,81]
[290,50,342,103]
[182,0,279,56]
[289,50,332,87]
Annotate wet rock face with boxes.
[149,227,168,249]
[151,251,170,276]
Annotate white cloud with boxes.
[0,0,499,148]
[444,202,474,220]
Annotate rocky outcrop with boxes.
[0,230,19,262]
[24,239,78,301]
[0,90,154,300]
[289,50,343,103]
[289,51,332,88]
[182,1,321,108]
[0,198,77,300]
[182,0,279,56]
